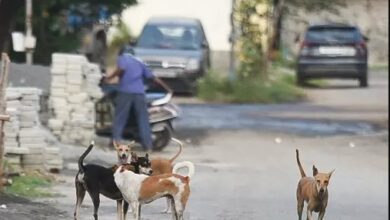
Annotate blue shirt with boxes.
[117,54,155,94]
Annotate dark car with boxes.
[131,17,211,93]
[296,24,369,87]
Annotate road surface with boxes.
[1,69,388,220]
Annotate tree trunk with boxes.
[0,0,24,53]
[268,0,286,60]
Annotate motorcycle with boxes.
[95,83,179,151]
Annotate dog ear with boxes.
[145,153,149,160]
[328,169,335,178]
[113,140,119,149]
[313,165,318,176]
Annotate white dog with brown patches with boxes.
[114,162,195,220]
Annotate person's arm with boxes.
[105,68,123,81]
[153,77,173,93]
[142,63,173,93]
[104,55,126,82]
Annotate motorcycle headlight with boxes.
[186,58,200,71]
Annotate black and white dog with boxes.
[74,141,152,220]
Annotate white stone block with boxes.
[48,119,64,130]
[68,93,88,104]
[5,147,30,155]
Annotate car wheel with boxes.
[152,123,172,151]
[359,71,368,88]
[296,74,305,86]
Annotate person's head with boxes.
[119,45,135,56]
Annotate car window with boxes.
[137,24,202,50]
[305,27,360,43]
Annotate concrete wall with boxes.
[281,0,388,64]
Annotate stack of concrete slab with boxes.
[44,147,63,172]
[3,87,63,172]
[48,53,103,146]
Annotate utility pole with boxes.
[228,0,237,81]
[25,0,33,64]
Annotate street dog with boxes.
[74,141,152,220]
[135,137,193,213]
[114,161,195,220]
[296,149,335,220]
[113,140,134,164]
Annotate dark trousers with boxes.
[112,92,153,150]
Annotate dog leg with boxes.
[162,197,172,213]
[131,202,140,220]
[116,200,123,220]
[170,199,178,220]
[318,209,326,220]
[138,204,142,219]
[306,208,313,220]
[74,182,86,220]
[296,198,304,220]
[123,200,129,220]
[174,198,184,220]
[87,190,100,220]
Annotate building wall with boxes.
[281,0,388,64]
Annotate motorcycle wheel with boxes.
[152,123,172,151]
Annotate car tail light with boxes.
[300,41,311,56]
[354,40,367,56]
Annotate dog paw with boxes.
[161,209,172,214]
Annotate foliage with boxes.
[5,174,53,198]
[197,69,305,103]
[109,21,133,49]
[106,21,134,68]
[9,0,137,64]
[235,0,268,80]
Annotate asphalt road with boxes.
[2,69,388,220]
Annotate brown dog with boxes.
[296,149,334,220]
[113,140,134,164]
[113,139,182,175]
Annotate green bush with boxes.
[197,70,305,103]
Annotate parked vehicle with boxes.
[296,24,369,87]
[95,84,179,151]
[130,17,211,93]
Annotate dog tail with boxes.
[296,149,306,177]
[173,161,195,179]
[169,137,183,163]
[78,141,95,174]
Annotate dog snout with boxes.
[149,170,153,175]
[319,188,325,193]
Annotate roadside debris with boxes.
[274,137,282,144]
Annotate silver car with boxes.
[131,17,211,93]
